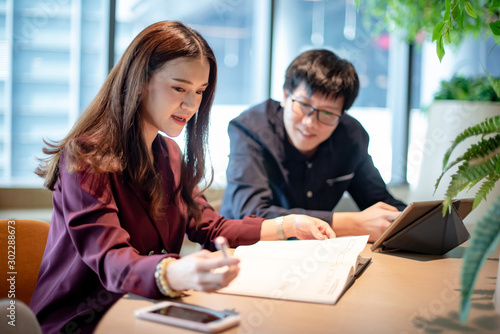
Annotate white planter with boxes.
[409,100,500,315]
[409,100,500,228]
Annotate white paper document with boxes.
[217,235,370,304]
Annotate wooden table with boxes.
[95,244,500,334]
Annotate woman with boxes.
[30,21,334,333]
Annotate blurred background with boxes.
[0,0,499,220]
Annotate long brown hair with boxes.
[35,21,217,224]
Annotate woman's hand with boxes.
[261,215,336,240]
[165,250,240,292]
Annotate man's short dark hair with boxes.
[283,49,359,113]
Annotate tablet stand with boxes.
[381,201,470,255]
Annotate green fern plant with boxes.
[431,0,500,324]
[435,116,500,323]
[436,117,500,211]
[357,0,500,322]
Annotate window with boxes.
[271,0,421,184]
[115,0,271,187]
[1,0,422,188]
[0,0,109,186]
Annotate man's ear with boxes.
[281,89,289,108]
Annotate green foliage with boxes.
[355,0,499,45]
[486,71,500,97]
[436,117,500,210]
[435,115,500,322]
[474,174,500,208]
[356,0,500,323]
[434,75,500,101]
[441,117,500,169]
[435,0,500,61]
[459,196,500,322]
[355,0,445,42]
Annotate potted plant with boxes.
[357,0,500,322]
[434,97,500,322]
[433,75,499,101]
[431,2,500,323]
[413,76,500,217]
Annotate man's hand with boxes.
[333,202,401,242]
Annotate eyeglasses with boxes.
[290,98,341,126]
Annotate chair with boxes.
[0,219,50,306]
[0,298,42,334]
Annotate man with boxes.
[219,49,406,242]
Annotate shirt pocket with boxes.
[326,172,355,187]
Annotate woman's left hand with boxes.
[283,214,336,240]
[261,214,335,240]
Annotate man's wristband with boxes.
[276,216,286,240]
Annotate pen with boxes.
[214,236,229,260]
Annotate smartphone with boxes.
[134,301,240,332]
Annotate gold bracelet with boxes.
[154,257,183,298]
[276,216,286,240]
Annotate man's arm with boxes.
[346,134,406,211]
[333,129,405,241]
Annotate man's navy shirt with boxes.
[220,99,406,223]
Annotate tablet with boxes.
[370,199,473,252]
